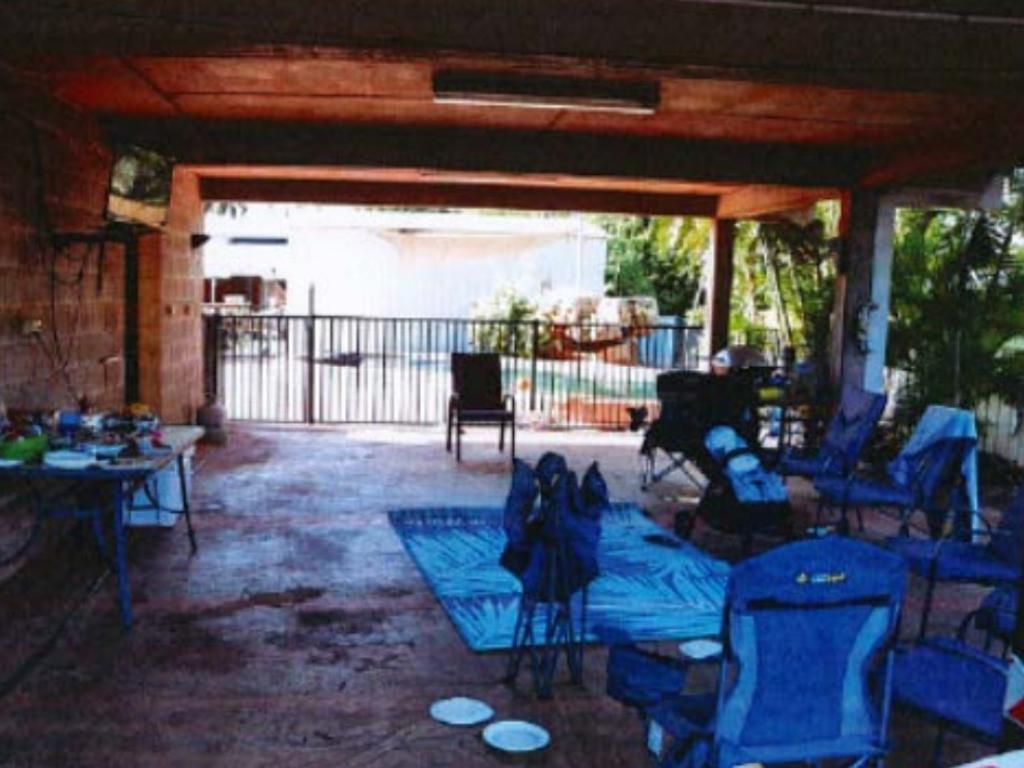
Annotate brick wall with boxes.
[0,80,125,414]
[138,169,205,424]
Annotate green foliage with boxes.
[110,145,172,204]
[203,201,248,218]
[730,215,837,360]
[470,287,538,356]
[888,172,1024,423]
[599,216,708,317]
[729,220,775,346]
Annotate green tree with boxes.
[470,287,538,356]
[599,216,708,317]
[888,172,1024,424]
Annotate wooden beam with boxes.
[5,1,1024,94]
[706,219,736,359]
[716,185,839,219]
[861,120,1024,190]
[106,119,867,188]
[198,177,719,216]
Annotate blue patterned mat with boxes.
[389,504,729,652]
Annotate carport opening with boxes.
[198,200,844,430]
[200,202,710,429]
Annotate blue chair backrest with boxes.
[887,406,978,507]
[714,538,907,766]
[989,488,1024,565]
[819,388,887,475]
[890,436,971,506]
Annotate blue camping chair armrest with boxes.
[826,450,855,477]
[918,636,1010,676]
[606,644,690,711]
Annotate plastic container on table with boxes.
[0,435,49,463]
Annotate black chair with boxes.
[447,353,515,462]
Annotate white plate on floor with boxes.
[482,720,550,753]
[0,458,23,468]
[678,638,723,660]
[429,696,494,726]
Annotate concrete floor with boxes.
[0,424,1006,767]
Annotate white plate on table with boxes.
[482,720,550,753]
[429,696,494,726]
[43,451,98,470]
[85,443,126,459]
[0,458,23,469]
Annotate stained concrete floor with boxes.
[0,424,1007,767]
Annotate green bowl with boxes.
[0,435,50,463]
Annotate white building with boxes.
[203,205,608,318]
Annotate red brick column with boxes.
[137,169,204,424]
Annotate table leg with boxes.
[177,453,197,554]
[112,481,133,630]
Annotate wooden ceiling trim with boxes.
[105,118,870,187]
[198,177,721,216]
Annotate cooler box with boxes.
[123,448,193,527]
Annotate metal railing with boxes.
[205,314,704,428]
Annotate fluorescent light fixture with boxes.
[433,70,659,115]
[227,236,289,246]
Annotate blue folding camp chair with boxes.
[814,406,978,536]
[886,487,1024,638]
[959,585,1016,656]
[606,537,907,768]
[501,453,606,698]
[893,634,1009,765]
[778,386,886,480]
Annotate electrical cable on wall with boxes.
[8,110,107,408]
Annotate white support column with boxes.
[863,197,896,393]
[832,190,896,395]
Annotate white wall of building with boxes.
[203,205,608,317]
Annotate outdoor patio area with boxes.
[0,424,1005,767]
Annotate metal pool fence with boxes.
[885,367,1024,466]
[205,314,705,428]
